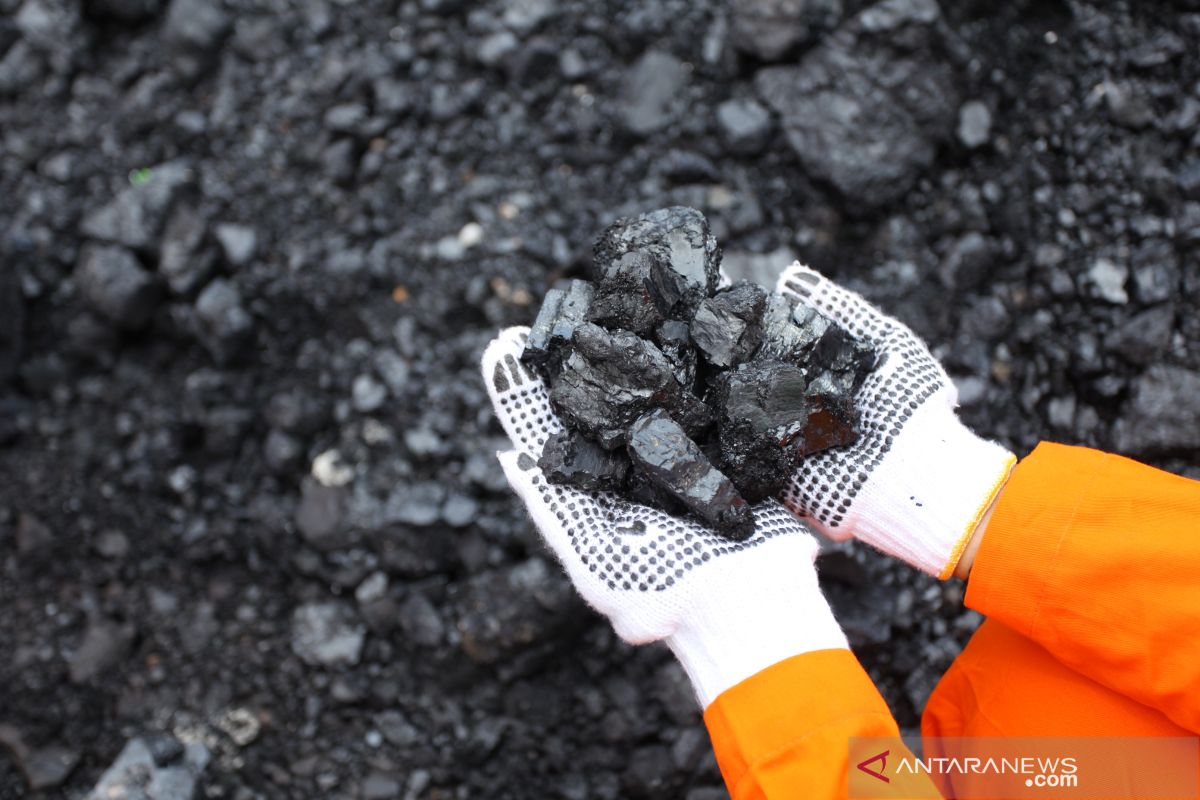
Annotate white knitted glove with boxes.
[775,264,1017,579]
[482,327,847,707]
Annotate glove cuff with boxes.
[852,400,1016,578]
[665,536,849,709]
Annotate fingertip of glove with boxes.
[496,448,537,478]
[774,261,824,299]
[480,327,535,392]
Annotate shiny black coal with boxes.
[522,207,877,538]
[537,430,628,492]
[626,410,753,539]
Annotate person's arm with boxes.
[706,649,940,799]
[961,442,1200,733]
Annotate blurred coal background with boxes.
[2,0,1199,796]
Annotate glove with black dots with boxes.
[482,328,848,708]
[775,264,1017,579]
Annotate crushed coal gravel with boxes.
[2,0,1199,797]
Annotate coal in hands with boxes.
[521,207,876,538]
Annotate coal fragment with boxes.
[586,251,664,335]
[291,602,366,666]
[754,0,958,206]
[712,362,811,501]
[0,725,80,791]
[144,734,185,767]
[619,51,689,136]
[16,512,53,554]
[716,98,773,155]
[76,244,160,330]
[80,161,193,252]
[730,0,842,61]
[654,319,697,388]
[521,279,594,375]
[626,410,753,539]
[756,294,824,362]
[295,478,348,551]
[451,558,577,664]
[538,429,629,492]
[214,223,258,266]
[194,278,253,363]
[1114,365,1200,455]
[1105,305,1174,363]
[689,282,767,368]
[796,370,860,454]
[86,737,209,800]
[593,207,720,318]
[808,314,878,395]
[163,0,230,53]
[956,100,992,149]
[69,616,136,684]
[624,467,687,515]
[550,323,690,447]
[1087,257,1129,304]
[159,203,216,295]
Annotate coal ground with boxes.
[2,0,1199,797]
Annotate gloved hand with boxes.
[775,263,1016,579]
[482,327,847,707]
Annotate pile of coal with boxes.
[521,207,876,539]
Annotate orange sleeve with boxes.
[704,648,942,799]
[965,441,1200,733]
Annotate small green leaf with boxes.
[129,167,153,187]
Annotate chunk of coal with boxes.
[538,430,629,492]
[626,410,753,539]
[521,279,594,375]
[807,314,878,394]
[76,244,161,330]
[731,0,842,61]
[619,51,689,136]
[194,278,253,364]
[756,294,825,363]
[712,362,811,501]
[593,207,720,318]
[689,282,767,369]
[654,319,696,389]
[163,0,230,53]
[586,251,664,335]
[716,97,773,155]
[754,0,958,207]
[551,323,692,448]
[87,737,209,800]
[80,160,194,252]
[69,616,136,685]
[624,468,687,515]
[798,370,861,454]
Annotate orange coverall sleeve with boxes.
[965,441,1200,733]
[703,442,1200,797]
[704,649,941,799]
